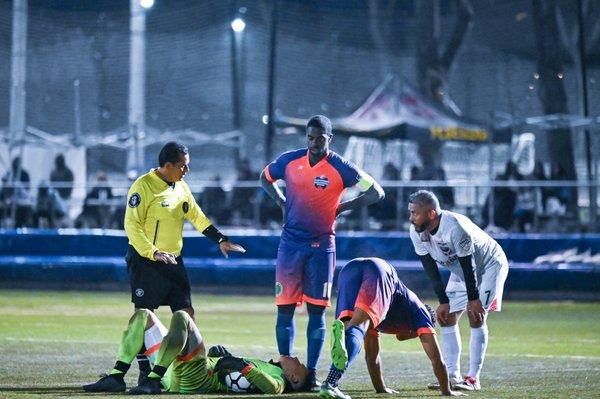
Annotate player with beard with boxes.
[408,190,509,391]
[260,115,384,390]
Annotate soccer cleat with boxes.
[128,377,162,395]
[300,369,321,392]
[82,373,126,392]
[331,320,348,370]
[319,382,352,399]
[137,370,149,386]
[454,376,481,391]
[427,374,462,390]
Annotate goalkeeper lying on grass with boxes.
[83,309,309,395]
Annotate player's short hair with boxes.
[424,303,436,327]
[306,115,332,136]
[408,190,442,214]
[158,141,188,167]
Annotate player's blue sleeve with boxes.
[264,149,305,182]
[329,153,371,189]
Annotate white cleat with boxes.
[319,382,352,399]
[427,374,462,390]
[454,376,481,391]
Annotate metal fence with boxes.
[0,179,596,233]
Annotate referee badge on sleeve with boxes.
[128,193,141,208]
[182,201,189,213]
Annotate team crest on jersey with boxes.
[275,282,283,297]
[135,288,144,297]
[160,200,170,207]
[128,193,141,208]
[314,175,329,189]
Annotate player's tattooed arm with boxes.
[259,170,286,207]
[336,181,384,216]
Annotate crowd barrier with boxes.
[0,230,598,298]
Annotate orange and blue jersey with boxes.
[335,258,436,337]
[264,149,370,251]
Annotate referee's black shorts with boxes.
[126,245,192,312]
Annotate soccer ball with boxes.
[224,371,253,393]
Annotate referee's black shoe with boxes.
[82,373,126,392]
[128,377,162,395]
[301,370,321,392]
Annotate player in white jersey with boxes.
[408,190,509,391]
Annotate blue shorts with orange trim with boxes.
[334,258,398,328]
[275,243,335,306]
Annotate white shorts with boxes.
[446,255,509,314]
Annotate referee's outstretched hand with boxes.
[219,241,246,258]
[154,251,178,264]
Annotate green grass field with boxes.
[0,290,599,398]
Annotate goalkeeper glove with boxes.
[208,345,233,358]
[214,356,250,373]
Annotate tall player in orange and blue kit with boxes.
[260,115,384,391]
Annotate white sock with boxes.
[441,325,462,380]
[468,324,488,380]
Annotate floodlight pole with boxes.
[577,0,596,229]
[9,0,28,228]
[129,0,146,174]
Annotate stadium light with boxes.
[140,0,155,9]
[231,18,246,33]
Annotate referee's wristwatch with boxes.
[218,235,229,243]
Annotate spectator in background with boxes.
[532,161,549,211]
[200,175,228,225]
[482,161,520,231]
[50,154,74,201]
[75,172,114,228]
[370,162,400,230]
[514,161,546,232]
[0,157,33,227]
[230,158,259,225]
[33,181,66,228]
[110,171,138,230]
[547,162,574,215]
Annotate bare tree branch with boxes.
[368,0,390,77]
[440,0,474,70]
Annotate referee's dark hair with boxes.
[159,141,188,167]
[307,115,332,136]
[408,190,442,214]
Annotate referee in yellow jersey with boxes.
[125,141,245,316]
[123,141,245,381]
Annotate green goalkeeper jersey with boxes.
[164,356,287,394]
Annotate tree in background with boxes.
[414,0,473,166]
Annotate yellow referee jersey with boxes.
[124,170,212,260]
